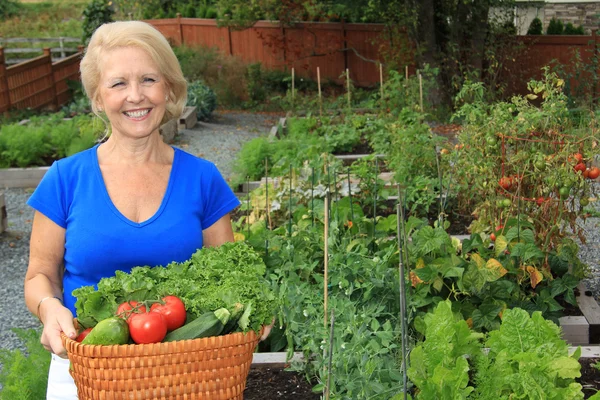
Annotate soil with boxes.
[243,360,600,399]
[244,367,319,400]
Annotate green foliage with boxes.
[474,308,584,398]
[82,0,115,44]
[450,69,599,252]
[187,80,217,121]
[0,0,20,20]
[409,301,589,399]
[247,63,267,106]
[0,113,102,168]
[232,136,274,182]
[0,328,51,400]
[564,22,585,35]
[547,17,564,35]
[527,17,543,35]
[73,242,276,333]
[174,44,248,107]
[408,301,483,399]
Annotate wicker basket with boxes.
[61,330,260,400]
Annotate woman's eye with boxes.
[111,82,124,88]
[143,77,156,83]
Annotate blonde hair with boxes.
[80,21,187,125]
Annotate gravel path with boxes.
[1,111,599,355]
[0,111,281,354]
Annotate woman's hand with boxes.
[260,317,276,342]
[39,298,77,358]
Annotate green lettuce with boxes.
[73,241,276,334]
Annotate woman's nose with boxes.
[126,83,144,103]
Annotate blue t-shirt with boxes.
[27,144,240,315]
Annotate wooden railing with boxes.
[0,46,83,114]
[0,37,81,65]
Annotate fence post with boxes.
[59,37,65,59]
[177,13,184,45]
[0,47,11,113]
[44,47,59,109]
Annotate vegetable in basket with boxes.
[73,242,277,338]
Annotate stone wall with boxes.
[515,2,600,35]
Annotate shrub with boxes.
[527,17,543,35]
[0,0,20,20]
[187,80,217,121]
[546,17,564,35]
[82,0,115,44]
[173,44,248,107]
[247,63,267,106]
[564,22,585,35]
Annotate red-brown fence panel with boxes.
[7,49,56,110]
[53,49,83,106]
[0,48,11,113]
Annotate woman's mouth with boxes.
[123,109,151,118]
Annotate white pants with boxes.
[47,354,79,400]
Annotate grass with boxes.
[0,1,85,38]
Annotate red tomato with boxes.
[490,233,496,242]
[495,224,504,233]
[572,153,584,164]
[499,177,512,190]
[584,168,590,179]
[150,296,187,331]
[116,300,147,321]
[574,163,586,173]
[536,197,545,206]
[589,167,600,180]
[75,327,93,342]
[128,312,168,344]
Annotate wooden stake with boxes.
[317,66,322,117]
[379,62,384,104]
[346,68,351,109]
[418,73,423,112]
[405,65,408,80]
[291,67,295,103]
[324,195,329,328]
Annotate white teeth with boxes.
[124,109,150,118]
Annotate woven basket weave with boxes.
[61,330,260,400]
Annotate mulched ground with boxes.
[244,367,319,399]
[580,358,600,399]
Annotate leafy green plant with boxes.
[408,301,596,399]
[564,23,585,35]
[82,0,114,44]
[527,17,543,35]
[0,0,20,20]
[0,328,51,400]
[547,17,564,35]
[246,62,267,106]
[186,80,217,121]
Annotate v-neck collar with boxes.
[91,144,179,228]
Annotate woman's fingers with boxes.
[41,307,76,358]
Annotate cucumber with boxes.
[81,317,129,346]
[222,303,244,334]
[164,308,230,342]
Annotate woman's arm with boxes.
[202,213,235,247]
[24,211,76,357]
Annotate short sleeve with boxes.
[201,163,241,229]
[26,161,68,228]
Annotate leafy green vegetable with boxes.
[73,242,277,334]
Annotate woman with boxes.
[23,21,241,399]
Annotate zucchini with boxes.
[81,317,129,346]
[222,303,244,334]
[163,308,230,342]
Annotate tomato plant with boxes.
[150,295,187,331]
[128,311,168,344]
[589,167,600,179]
[116,300,147,321]
[498,177,512,190]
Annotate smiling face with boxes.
[96,46,168,140]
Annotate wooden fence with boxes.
[148,17,600,97]
[0,46,83,114]
[0,37,81,65]
[1,18,600,115]
[149,16,402,87]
